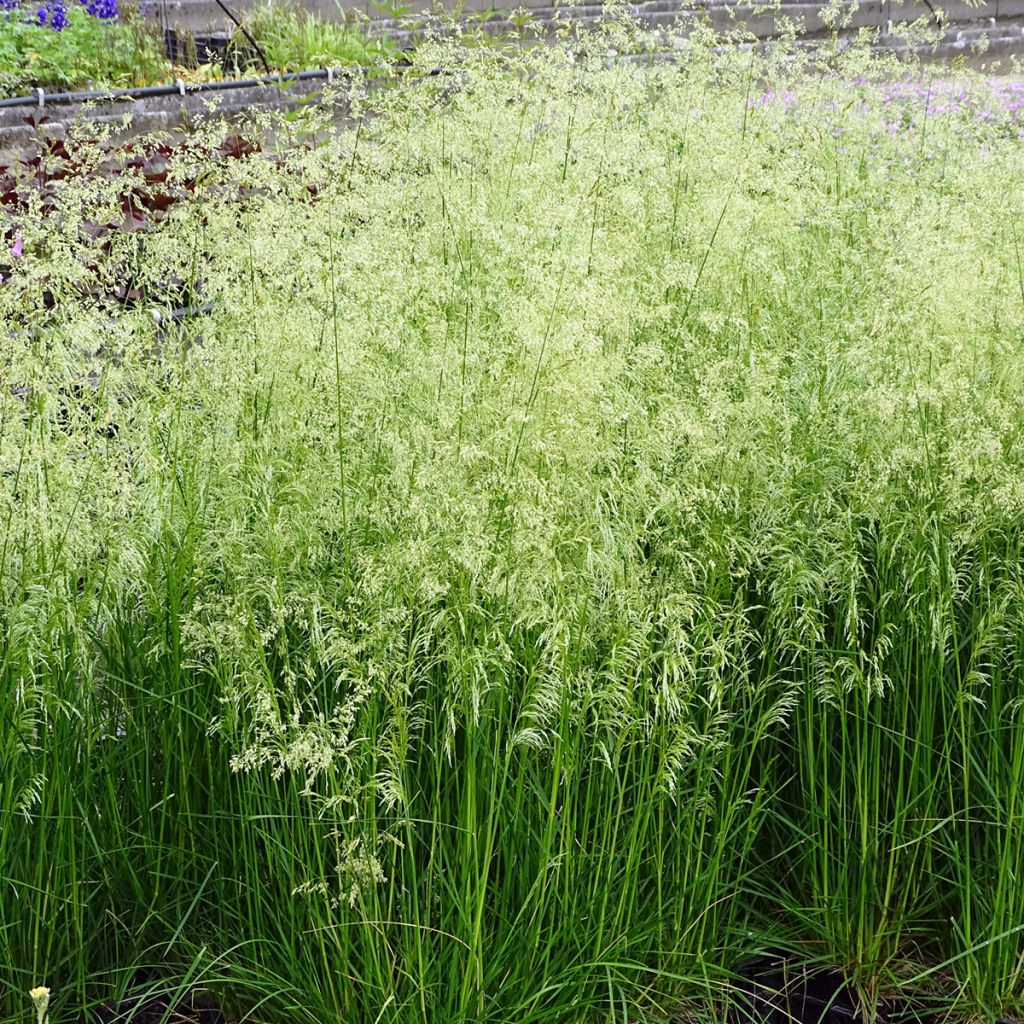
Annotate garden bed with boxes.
[0,0,394,102]
[3,21,1024,1024]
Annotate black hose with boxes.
[0,62,440,110]
[209,0,273,76]
[0,66,352,109]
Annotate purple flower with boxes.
[81,0,117,19]
[12,0,120,25]
[14,0,68,25]
[10,234,23,259]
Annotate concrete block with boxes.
[780,0,884,32]
[702,4,775,33]
[888,0,991,21]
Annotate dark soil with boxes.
[729,952,937,1024]
[92,986,223,1024]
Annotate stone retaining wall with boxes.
[162,0,1014,26]
[0,76,350,160]
[162,0,1022,40]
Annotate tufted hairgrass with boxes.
[1,21,1023,1024]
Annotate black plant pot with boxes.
[164,28,247,71]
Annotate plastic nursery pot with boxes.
[163,28,235,69]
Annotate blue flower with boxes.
[6,0,116,28]
[82,0,117,19]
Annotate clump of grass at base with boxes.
[233,0,395,70]
[1,23,1023,1024]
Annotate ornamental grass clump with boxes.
[232,0,395,72]
[0,21,1023,1024]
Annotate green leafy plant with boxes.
[0,3,168,96]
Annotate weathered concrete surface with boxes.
[152,0,1024,78]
